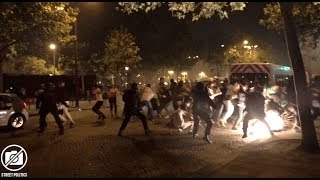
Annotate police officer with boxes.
[38,83,64,135]
[242,85,274,138]
[118,83,151,136]
[191,82,215,144]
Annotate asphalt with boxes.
[209,121,320,178]
[2,101,320,178]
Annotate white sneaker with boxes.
[178,128,183,132]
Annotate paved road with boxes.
[0,105,299,178]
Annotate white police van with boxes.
[228,63,293,87]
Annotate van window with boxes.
[230,73,269,86]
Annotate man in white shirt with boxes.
[92,84,106,123]
[140,84,156,120]
[219,81,240,127]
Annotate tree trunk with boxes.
[279,2,319,152]
[0,60,3,93]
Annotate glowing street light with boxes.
[125,66,129,71]
[188,56,191,59]
[49,43,56,75]
[254,45,258,48]
[49,44,56,50]
[168,70,174,75]
[199,72,206,78]
[181,72,187,81]
[243,40,249,45]
[221,44,225,47]
[181,72,188,76]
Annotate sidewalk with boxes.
[210,121,320,178]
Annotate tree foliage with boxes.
[3,56,59,75]
[104,25,142,74]
[0,2,78,61]
[223,40,273,64]
[117,2,247,21]
[88,52,108,76]
[260,2,320,48]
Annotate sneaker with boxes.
[70,123,75,128]
[203,135,212,144]
[37,129,45,133]
[99,115,106,121]
[59,129,64,135]
[145,129,151,136]
[220,121,227,127]
[232,126,238,130]
[193,133,199,138]
[242,133,248,138]
[178,128,183,132]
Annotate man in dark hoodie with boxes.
[118,83,151,136]
[191,82,215,143]
[38,83,64,135]
[242,84,274,138]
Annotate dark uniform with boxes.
[191,82,215,143]
[118,83,150,136]
[56,82,67,106]
[38,83,64,135]
[242,86,274,138]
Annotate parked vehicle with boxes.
[228,63,293,87]
[0,93,29,129]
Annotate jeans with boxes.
[39,107,64,131]
[109,97,117,115]
[58,103,75,125]
[193,108,213,136]
[119,107,149,132]
[221,100,235,123]
[140,100,153,119]
[233,104,245,128]
[92,101,105,119]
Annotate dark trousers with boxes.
[39,108,64,130]
[109,97,117,115]
[36,97,41,109]
[193,108,213,136]
[92,101,105,118]
[158,97,171,114]
[119,107,149,132]
[242,112,273,135]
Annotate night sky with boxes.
[76,2,290,65]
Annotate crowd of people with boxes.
[31,74,320,144]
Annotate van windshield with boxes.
[230,73,269,86]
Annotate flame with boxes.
[244,110,284,140]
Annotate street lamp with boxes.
[221,44,225,47]
[125,66,130,85]
[243,40,249,45]
[168,70,174,76]
[181,72,187,81]
[49,43,56,75]
[199,72,206,78]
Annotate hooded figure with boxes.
[191,82,215,143]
